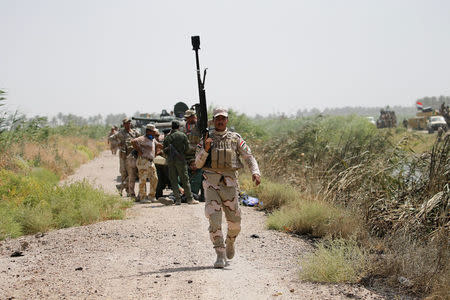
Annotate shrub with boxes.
[240,175,299,211]
[0,169,131,240]
[300,238,367,283]
[267,197,359,238]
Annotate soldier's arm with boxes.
[236,136,260,176]
[131,138,142,156]
[162,137,170,155]
[113,132,125,147]
[183,133,190,154]
[195,142,208,169]
[155,142,163,156]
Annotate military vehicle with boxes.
[376,109,397,128]
[427,116,448,133]
[407,107,439,131]
[132,102,189,135]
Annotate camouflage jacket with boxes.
[111,128,140,154]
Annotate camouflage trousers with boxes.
[126,155,138,196]
[136,156,158,198]
[119,152,128,192]
[203,171,241,250]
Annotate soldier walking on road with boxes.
[131,124,160,203]
[108,126,119,155]
[195,108,261,268]
[162,120,199,205]
[111,118,139,197]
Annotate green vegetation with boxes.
[236,114,448,298]
[300,239,367,283]
[0,98,130,241]
[0,169,131,240]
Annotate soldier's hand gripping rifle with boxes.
[191,36,209,146]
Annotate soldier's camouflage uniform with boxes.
[195,129,260,255]
[132,135,158,199]
[108,129,119,155]
[111,128,139,195]
[185,123,201,161]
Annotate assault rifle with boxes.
[191,36,208,144]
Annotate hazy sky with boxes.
[1,0,449,117]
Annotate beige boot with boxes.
[214,248,226,269]
[225,237,235,259]
[187,198,199,205]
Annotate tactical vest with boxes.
[209,131,243,170]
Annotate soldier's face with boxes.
[214,115,228,131]
[124,122,131,130]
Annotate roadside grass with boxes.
[240,115,448,298]
[0,169,132,240]
[239,174,361,239]
[300,238,367,283]
[267,200,360,239]
[240,174,299,211]
[4,135,106,178]
[0,120,128,241]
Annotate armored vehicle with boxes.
[407,107,439,131]
[132,102,189,135]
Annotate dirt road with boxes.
[0,151,387,299]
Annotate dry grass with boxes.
[2,135,106,178]
[300,238,367,283]
[244,116,449,297]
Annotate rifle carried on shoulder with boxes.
[191,36,209,145]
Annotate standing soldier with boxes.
[131,124,160,203]
[108,126,119,155]
[162,120,199,205]
[195,108,261,268]
[184,109,201,148]
[112,118,139,197]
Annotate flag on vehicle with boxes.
[416,101,423,110]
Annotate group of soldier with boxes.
[108,107,262,268]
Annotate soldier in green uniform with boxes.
[195,108,261,268]
[111,118,139,197]
[162,120,199,205]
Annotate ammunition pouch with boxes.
[208,134,242,171]
[211,148,234,169]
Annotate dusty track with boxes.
[0,151,387,299]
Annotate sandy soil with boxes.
[0,151,390,299]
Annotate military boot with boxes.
[148,196,158,203]
[187,198,199,205]
[225,237,235,259]
[159,197,174,206]
[214,248,226,269]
